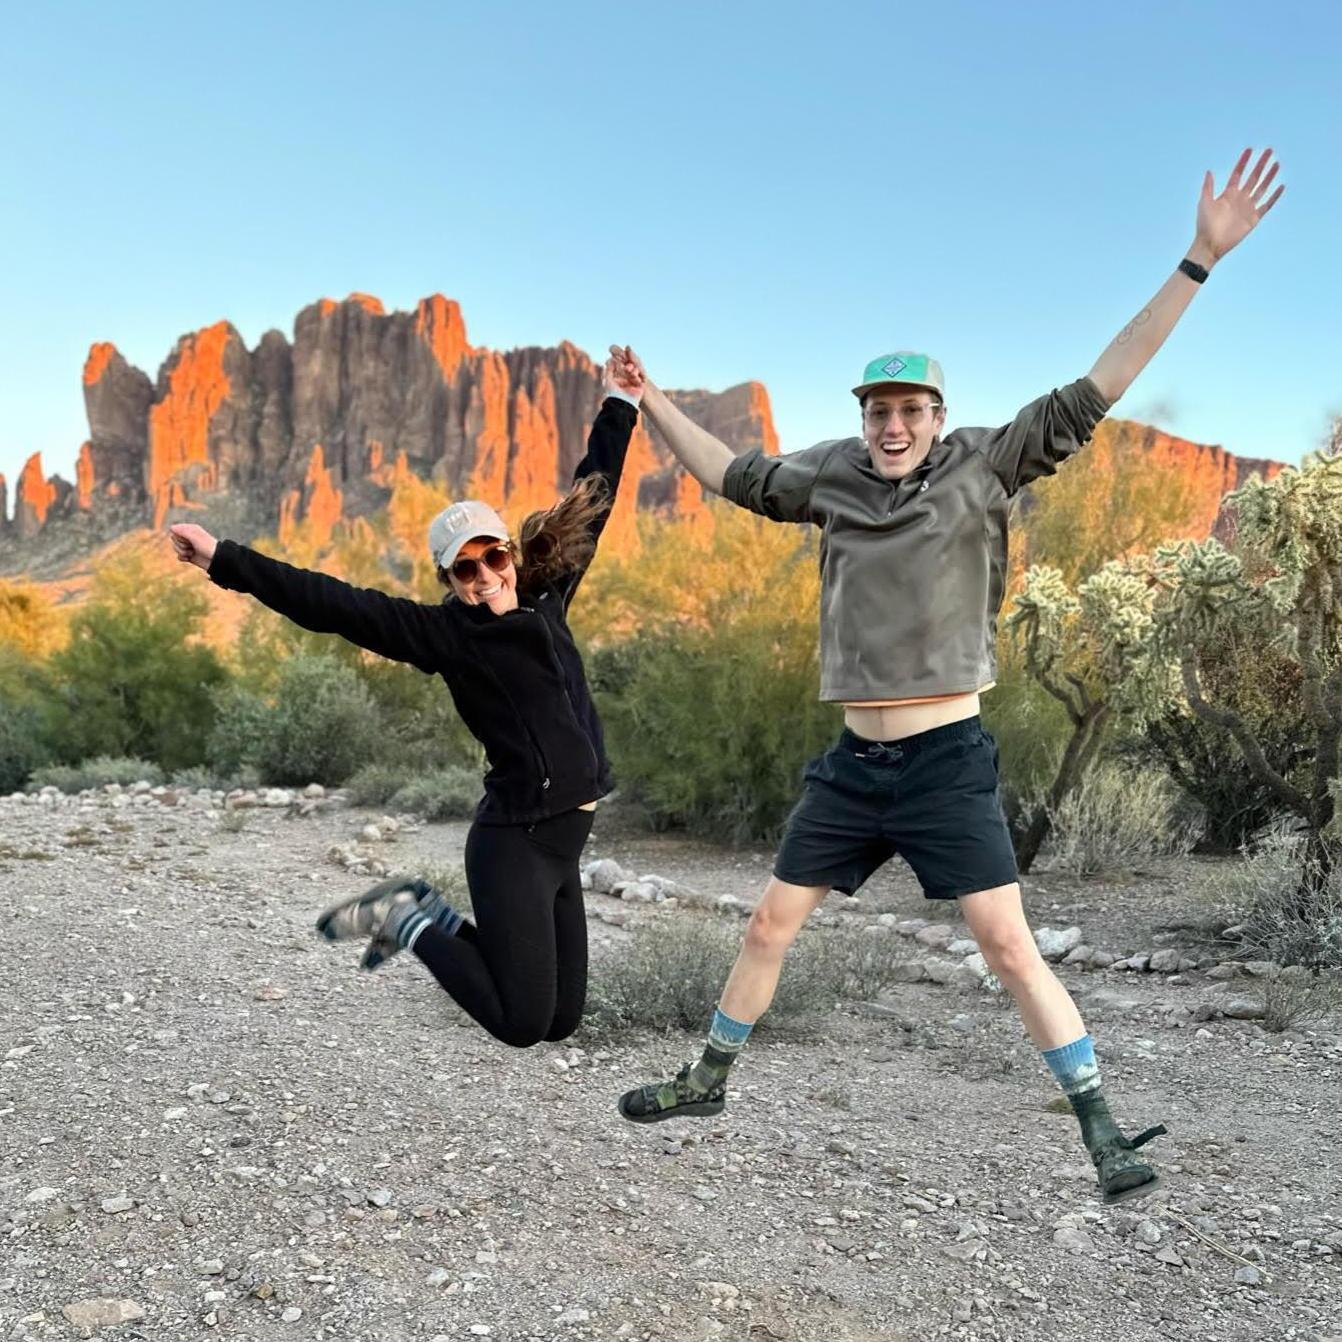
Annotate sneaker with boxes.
[617,1065,726,1125]
[315,875,426,945]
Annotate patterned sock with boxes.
[1042,1033,1101,1097]
[687,1007,754,1094]
[382,901,432,953]
[415,882,465,937]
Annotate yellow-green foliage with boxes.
[578,505,838,840]
[42,549,226,772]
[0,579,67,662]
[1008,556,1177,725]
[1021,421,1215,585]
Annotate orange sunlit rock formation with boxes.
[0,293,1283,586]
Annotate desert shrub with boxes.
[1260,967,1342,1034]
[596,625,838,842]
[344,763,414,808]
[357,661,483,771]
[1132,630,1309,853]
[581,914,920,1039]
[388,767,480,821]
[169,764,260,793]
[28,756,165,793]
[1215,824,1342,972]
[572,506,837,840]
[345,762,480,819]
[40,553,225,772]
[1044,761,1196,875]
[0,696,52,793]
[207,653,384,786]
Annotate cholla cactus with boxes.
[1007,557,1177,871]
[1155,453,1342,904]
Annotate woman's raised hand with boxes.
[168,522,217,572]
[605,345,647,401]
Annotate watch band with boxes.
[1178,257,1210,284]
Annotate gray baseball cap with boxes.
[428,500,510,569]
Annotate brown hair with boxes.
[436,473,611,592]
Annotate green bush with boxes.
[29,756,165,793]
[1132,632,1309,853]
[581,914,920,1039]
[357,661,483,772]
[344,763,413,808]
[595,623,839,843]
[0,696,51,793]
[41,557,225,772]
[207,653,384,786]
[393,768,480,821]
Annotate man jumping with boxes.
[613,148,1283,1204]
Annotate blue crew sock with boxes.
[1042,1034,1101,1097]
[414,881,465,937]
[688,1007,754,1093]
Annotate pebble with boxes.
[281,1305,303,1322]
[1053,1227,1095,1254]
[62,1299,146,1329]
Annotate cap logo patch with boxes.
[881,356,907,378]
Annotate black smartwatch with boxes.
[1178,257,1210,284]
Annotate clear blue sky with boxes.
[2,0,1339,501]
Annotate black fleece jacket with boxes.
[208,396,638,825]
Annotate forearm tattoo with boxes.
[1115,308,1153,346]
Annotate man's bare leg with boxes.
[618,877,828,1122]
[960,882,1165,1203]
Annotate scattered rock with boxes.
[585,859,628,895]
[915,924,955,950]
[1052,1226,1095,1254]
[61,1299,147,1330]
[1035,926,1083,961]
[1242,960,1282,979]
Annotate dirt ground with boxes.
[2,786,1339,1342]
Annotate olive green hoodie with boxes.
[721,377,1111,702]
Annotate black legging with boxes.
[410,807,595,1048]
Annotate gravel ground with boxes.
[2,786,1340,1342]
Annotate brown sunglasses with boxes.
[450,543,515,584]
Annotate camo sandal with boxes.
[1094,1123,1168,1205]
[618,1065,726,1125]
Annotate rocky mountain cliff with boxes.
[0,294,779,577]
[0,292,1286,581]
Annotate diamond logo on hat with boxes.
[881,356,907,379]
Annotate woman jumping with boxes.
[169,357,642,1047]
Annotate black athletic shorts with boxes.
[773,717,1018,899]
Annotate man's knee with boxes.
[743,882,819,958]
[979,935,1044,987]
